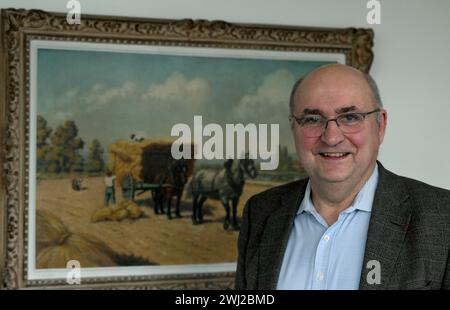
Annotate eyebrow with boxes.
[335,106,357,114]
[302,105,358,115]
[302,108,322,115]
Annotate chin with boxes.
[319,176,350,184]
[316,170,353,183]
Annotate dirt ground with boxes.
[36,177,279,267]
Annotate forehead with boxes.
[293,69,375,114]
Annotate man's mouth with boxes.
[318,152,350,159]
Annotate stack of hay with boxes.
[91,200,143,223]
[108,139,195,185]
[36,210,117,268]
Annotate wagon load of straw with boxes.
[108,139,195,185]
[36,210,117,268]
[91,199,143,223]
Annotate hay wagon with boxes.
[109,139,195,202]
[120,175,169,201]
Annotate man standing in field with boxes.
[104,170,116,207]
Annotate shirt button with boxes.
[323,235,330,242]
[317,272,324,281]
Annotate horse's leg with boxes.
[222,197,230,230]
[159,188,166,214]
[192,194,199,225]
[197,195,207,223]
[166,189,173,220]
[232,197,240,230]
[152,189,160,214]
[175,189,182,218]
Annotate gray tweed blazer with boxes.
[235,162,450,290]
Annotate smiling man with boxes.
[235,64,450,290]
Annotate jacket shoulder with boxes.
[400,175,450,197]
[399,174,450,218]
[381,166,450,227]
[245,178,308,215]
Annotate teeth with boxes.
[321,152,347,157]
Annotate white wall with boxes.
[2,0,450,189]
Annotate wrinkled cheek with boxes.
[293,136,317,164]
[348,135,379,164]
[293,133,316,148]
[347,134,365,146]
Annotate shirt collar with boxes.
[297,163,379,215]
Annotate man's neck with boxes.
[309,164,376,226]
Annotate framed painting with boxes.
[0,8,374,289]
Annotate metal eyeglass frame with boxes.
[290,108,381,136]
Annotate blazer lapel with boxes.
[359,162,412,289]
[257,180,307,289]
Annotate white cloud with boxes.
[85,81,138,111]
[53,110,74,122]
[65,89,79,98]
[141,72,210,108]
[240,69,294,108]
[46,73,209,116]
[234,69,294,121]
[92,83,103,91]
[43,89,78,124]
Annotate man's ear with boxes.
[378,109,387,144]
[289,116,295,131]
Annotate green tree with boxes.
[72,153,85,173]
[87,139,104,173]
[45,120,84,173]
[36,115,52,173]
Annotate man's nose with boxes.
[320,120,345,146]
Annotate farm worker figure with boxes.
[71,178,82,191]
[104,170,116,206]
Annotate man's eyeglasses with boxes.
[290,109,381,137]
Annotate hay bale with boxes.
[108,139,195,185]
[36,210,71,253]
[37,233,117,268]
[110,208,129,221]
[91,200,143,223]
[121,199,143,219]
[91,208,113,223]
[35,211,118,268]
[127,205,143,219]
[117,199,133,209]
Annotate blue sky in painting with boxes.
[37,48,331,161]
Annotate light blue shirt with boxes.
[277,164,379,290]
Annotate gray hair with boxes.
[289,72,383,114]
[363,73,383,108]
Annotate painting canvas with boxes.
[31,40,341,280]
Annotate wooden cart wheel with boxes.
[121,174,135,201]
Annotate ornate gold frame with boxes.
[0,8,374,289]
